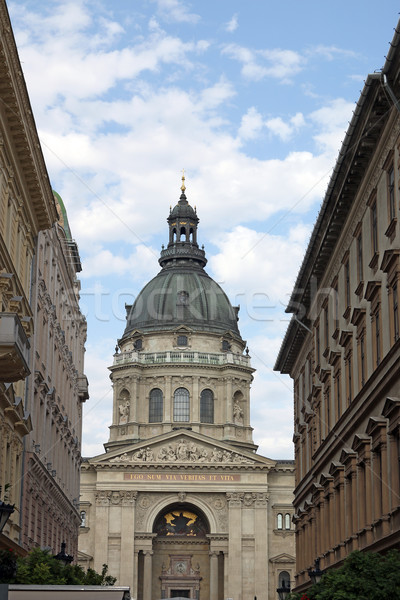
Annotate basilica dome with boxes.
[122,177,241,340]
[123,265,240,337]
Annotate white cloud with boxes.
[208,224,311,313]
[222,43,304,82]
[81,245,160,280]
[153,0,200,24]
[310,45,358,61]
[238,107,264,140]
[225,14,238,33]
[265,112,305,141]
[310,98,354,153]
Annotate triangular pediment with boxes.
[269,553,295,564]
[90,429,275,469]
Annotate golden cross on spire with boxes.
[181,168,186,192]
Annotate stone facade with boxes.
[0,0,58,552]
[20,192,88,556]
[275,19,400,594]
[79,180,295,600]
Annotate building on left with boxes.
[0,0,88,557]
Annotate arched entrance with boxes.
[151,504,210,599]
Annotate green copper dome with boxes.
[122,178,241,340]
[123,265,240,338]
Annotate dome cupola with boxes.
[159,174,206,269]
[122,176,241,341]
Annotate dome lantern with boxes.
[160,174,206,269]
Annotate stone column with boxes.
[254,493,269,600]
[364,456,373,534]
[226,378,233,422]
[143,550,153,600]
[379,440,390,535]
[193,376,200,422]
[132,550,139,600]
[389,433,400,510]
[165,376,172,422]
[120,492,137,589]
[209,551,219,600]
[94,491,110,573]
[131,377,137,422]
[227,492,243,600]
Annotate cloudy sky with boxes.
[8,0,400,458]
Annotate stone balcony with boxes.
[113,350,251,368]
[0,312,31,382]
[77,374,89,401]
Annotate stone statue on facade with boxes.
[119,400,130,424]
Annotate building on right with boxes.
[275,20,400,594]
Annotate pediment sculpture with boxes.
[109,438,254,464]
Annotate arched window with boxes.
[200,389,214,423]
[278,571,290,589]
[174,388,190,422]
[277,513,283,529]
[80,511,86,527]
[285,513,291,530]
[149,388,163,423]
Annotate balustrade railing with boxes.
[113,349,251,367]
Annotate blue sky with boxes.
[8,0,400,458]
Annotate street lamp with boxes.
[276,580,291,600]
[54,541,74,566]
[308,557,323,585]
[0,500,15,533]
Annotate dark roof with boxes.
[123,264,241,339]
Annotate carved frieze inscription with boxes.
[124,472,241,482]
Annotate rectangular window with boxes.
[360,333,365,387]
[347,354,352,405]
[371,200,378,254]
[345,260,350,307]
[394,282,399,342]
[326,388,331,435]
[334,282,339,325]
[389,165,395,221]
[324,307,329,349]
[335,373,341,420]
[376,308,381,366]
[316,324,320,365]
[357,233,363,282]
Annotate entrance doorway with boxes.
[170,590,190,598]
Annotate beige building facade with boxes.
[20,191,88,556]
[79,180,295,600]
[275,20,400,594]
[0,0,58,552]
